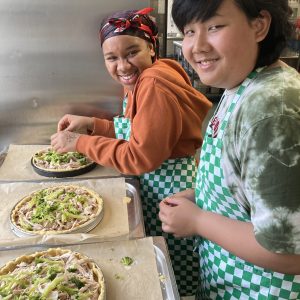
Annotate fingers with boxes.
[50,133,63,153]
[57,114,73,132]
[50,132,69,153]
[159,197,194,237]
[159,202,174,232]
[159,197,178,219]
[57,118,68,132]
[163,196,181,207]
[161,221,180,238]
[161,222,172,234]
[50,133,57,147]
[158,209,165,223]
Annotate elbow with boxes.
[117,158,162,176]
[120,163,158,176]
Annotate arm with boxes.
[160,111,300,274]
[74,79,182,175]
[51,116,116,152]
[51,114,93,151]
[57,114,94,133]
[159,196,300,275]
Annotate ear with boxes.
[251,10,271,42]
[148,43,156,57]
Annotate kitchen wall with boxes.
[0,0,149,152]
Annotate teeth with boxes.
[120,73,136,80]
[200,59,216,65]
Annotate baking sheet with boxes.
[0,237,166,300]
[126,181,145,239]
[154,245,180,300]
[0,177,129,245]
[0,144,121,181]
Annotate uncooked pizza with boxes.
[31,148,96,177]
[10,185,104,235]
[0,248,105,299]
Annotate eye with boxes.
[208,24,224,32]
[183,29,194,37]
[127,50,139,58]
[105,56,117,62]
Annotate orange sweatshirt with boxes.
[77,59,212,175]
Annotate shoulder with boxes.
[243,65,299,113]
[232,66,300,140]
[142,58,184,73]
[223,65,300,178]
[138,59,191,85]
[222,67,300,254]
[133,59,211,111]
[224,66,300,161]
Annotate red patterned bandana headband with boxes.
[99,7,159,55]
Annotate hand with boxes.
[169,188,195,202]
[57,114,93,133]
[159,196,201,238]
[51,131,81,153]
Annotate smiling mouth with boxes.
[197,58,218,65]
[119,71,138,80]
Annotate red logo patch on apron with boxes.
[210,116,220,138]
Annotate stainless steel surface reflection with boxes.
[0,0,149,151]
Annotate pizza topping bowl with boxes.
[0,248,105,300]
[10,185,104,236]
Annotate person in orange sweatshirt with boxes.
[51,7,211,296]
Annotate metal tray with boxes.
[0,240,179,300]
[154,245,180,300]
[7,179,142,239]
[126,180,145,239]
[0,150,6,168]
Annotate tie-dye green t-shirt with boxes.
[221,65,300,254]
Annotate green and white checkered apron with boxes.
[195,69,300,299]
[114,96,200,296]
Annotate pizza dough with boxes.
[10,185,104,235]
[0,248,105,300]
[31,148,96,177]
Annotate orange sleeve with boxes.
[76,77,182,175]
[90,118,116,138]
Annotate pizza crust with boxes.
[32,148,95,173]
[10,184,104,235]
[0,248,106,300]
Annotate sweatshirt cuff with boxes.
[76,135,90,154]
[91,118,115,137]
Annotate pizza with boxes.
[0,248,105,299]
[31,148,95,175]
[10,185,104,235]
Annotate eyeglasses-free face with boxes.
[182,0,270,89]
[102,35,156,91]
